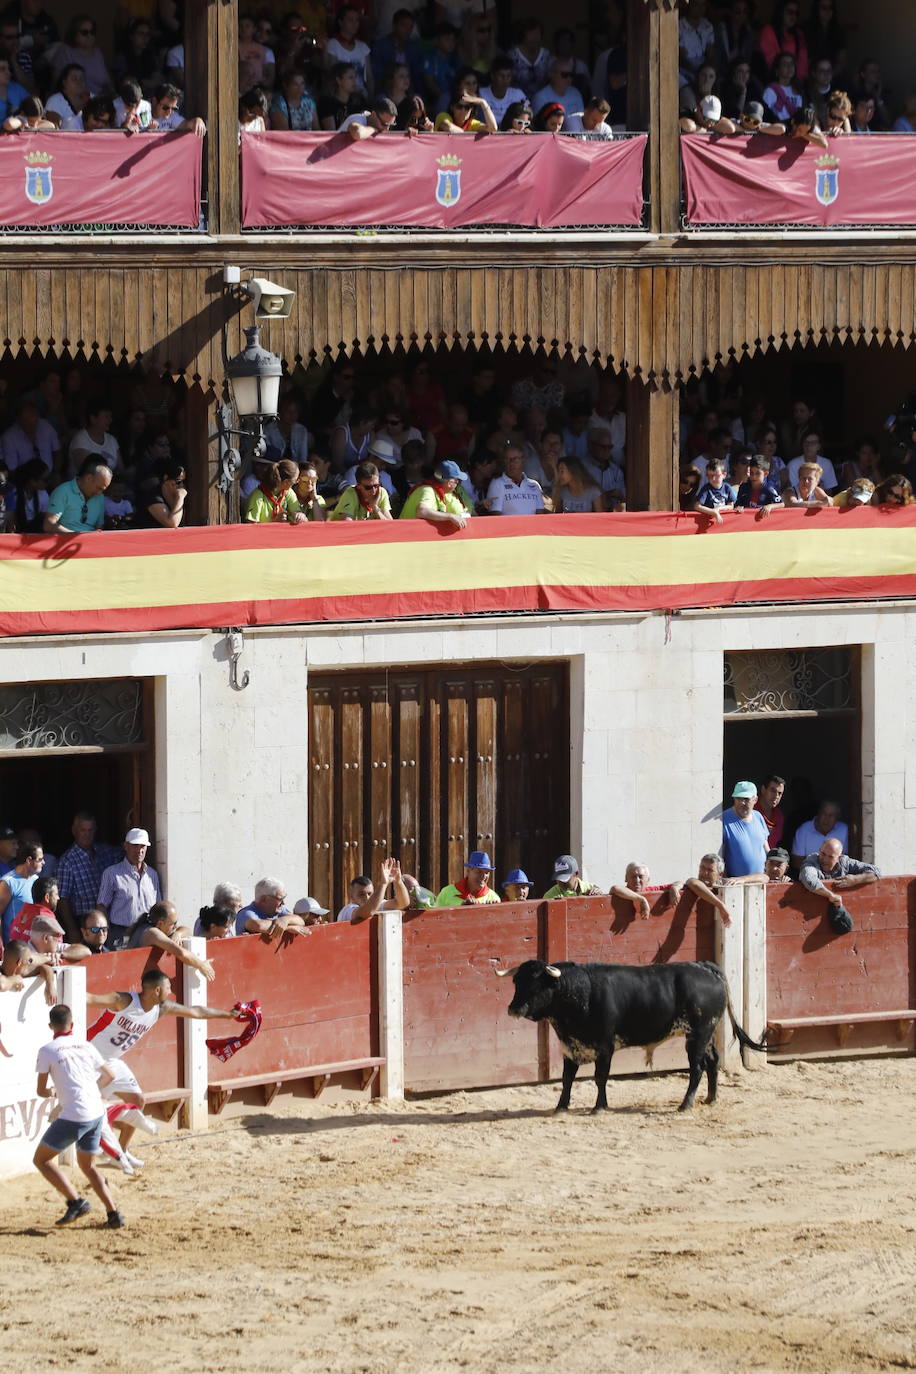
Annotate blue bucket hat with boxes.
[434,459,469,483]
[502,869,531,887]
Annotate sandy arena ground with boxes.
[2,1057,916,1374]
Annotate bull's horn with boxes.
[544,964,562,978]
[493,964,520,978]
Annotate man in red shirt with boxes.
[755,775,786,848]
[9,874,60,943]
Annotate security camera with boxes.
[245,277,295,320]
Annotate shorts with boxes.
[101,1061,143,1101]
[41,1115,104,1155]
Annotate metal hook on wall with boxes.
[226,627,250,692]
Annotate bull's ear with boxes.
[544,965,562,978]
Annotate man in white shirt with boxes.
[68,401,121,477]
[571,98,614,140]
[582,429,627,505]
[486,446,545,515]
[790,801,849,871]
[33,1003,124,1228]
[784,431,838,492]
[337,859,409,923]
[1,400,59,471]
[480,55,526,127]
[533,58,586,133]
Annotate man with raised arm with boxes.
[337,858,409,924]
[87,967,247,1166]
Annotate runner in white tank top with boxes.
[85,967,245,1164]
[88,991,163,1060]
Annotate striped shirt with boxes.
[57,842,122,920]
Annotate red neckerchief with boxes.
[53,1029,74,1039]
[258,483,286,520]
[456,876,490,901]
[357,487,380,513]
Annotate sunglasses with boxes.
[86,925,108,934]
[742,117,761,128]
[79,26,95,36]
[558,69,574,78]
[358,482,380,491]
[79,500,89,521]
[513,118,531,128]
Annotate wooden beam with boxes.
[185,0,239,235]
[629,0,681,236]
[626,376,679,511]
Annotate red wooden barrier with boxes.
[765,877,916,1056]
[85,948,184,1097]
[205,922,379,1084]
[402,903,540,1092]
[402,896,718,1092]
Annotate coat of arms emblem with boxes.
[435,153,461,208]
[814,153,839,207]
[24,149,53,205]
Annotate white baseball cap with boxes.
[293,896,330,917]
[125,828,150,845]
[700,96,722,122]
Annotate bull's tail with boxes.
[723,975,768,1053]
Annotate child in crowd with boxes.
[693,459,737,522]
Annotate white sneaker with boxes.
[119,1108,159,1137]
[124,1152,145,1169]
[115,1154,136,1177]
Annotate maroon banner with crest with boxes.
[0,131,202,227]
[681,132,916,227]
[240,130,646,228]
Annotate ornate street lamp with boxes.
[217,324,283,492]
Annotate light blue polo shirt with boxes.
[47,478,105,533]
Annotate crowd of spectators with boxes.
[678,374,916,516]
[0,776,873,999]
[232,8,619,140]
[2,348,916,532]
[0,4,203,136]
[0,365,188,532]
[677,0,914,145]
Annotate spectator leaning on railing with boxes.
[44,458,112,535]
[798,838,879,936]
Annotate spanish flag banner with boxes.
[2,510,915,639]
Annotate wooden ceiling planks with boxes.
[1,250,916,385]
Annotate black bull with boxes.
[497,959,767,1112]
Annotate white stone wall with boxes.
[0,599,912,913]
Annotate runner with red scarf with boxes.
[435,851,500,907]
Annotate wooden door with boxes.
[307,663,569,913]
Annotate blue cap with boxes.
[434,459,469,483]
[502,869,531,886]
[466,850,493,870]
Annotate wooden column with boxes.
[185,0,239,235]
[626,375,679,512]
[627,0,681,236]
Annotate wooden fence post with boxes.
[180,938,210,1131]
[379,910,404,1100]
[742,881,769,1070]
[715,886,746,1070]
